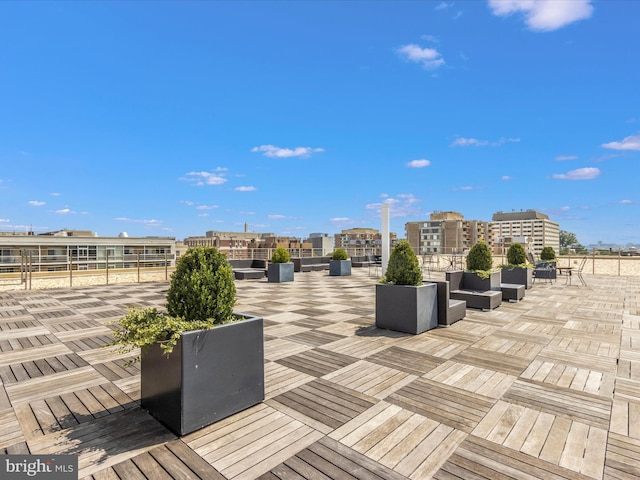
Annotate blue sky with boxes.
[1,1,639,245]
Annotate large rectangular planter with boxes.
[140,313,264,436]
[268,263,294,283]
[375,283,438,335]
[462,271,501,291]
[329,259,352,276]
[501,266,533,289]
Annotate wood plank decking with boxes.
[0,269,639,479]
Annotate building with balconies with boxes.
[0,230,175,273]
[490,210,560,257]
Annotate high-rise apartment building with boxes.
[406,212,493,255]
[306,233,334,256]
[334,228,397,254]
[491,210,559,257]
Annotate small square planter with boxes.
[329,259,352,276]
[268,262,294,283]
[501,266,533,289]
[375,283,438,335]
[462,271,501,291]
[140,314,264,436]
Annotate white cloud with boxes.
[0,218,9,222]
[330,217,351,223]
[451,136,519,147]
[115,217,163,226]
[365,193,421,218]
[459,186,474,190]
[28,201,46,206]
[420,34,439,43]
[501,175,512,181]
[620,199,634,204]
[50,192,61,196]
[235,186,256,192]
[182,170,227,186]
[268,214,286,220]
[552,167,601,180]
[601,133,640,151]
[555,155,578,161]
[488,0,594,31]
[55,208,75,214]
[407,159,431,168]
[396,44,445,70]
[451,137,489,147]
[435,2,451,10]
[196,205,218,210]
[251,145,324,158]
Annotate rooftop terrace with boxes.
[0,269,639,479]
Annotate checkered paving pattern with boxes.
[0,269,639,479]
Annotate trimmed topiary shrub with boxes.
[383,240,422,286]
[506,243,527,266]
[331,248,348,261]
[466,240,493,272]
[540,246,556,262]
[109,246,237,360]
[271,247,291,264]
[166,246,236,324]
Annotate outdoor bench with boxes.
[433,280,466,326]
[292,257,331,272]
[228,259,268,280]
[500,283,525,302]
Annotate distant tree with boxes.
[560,230,578,249]
[573,243,589,254]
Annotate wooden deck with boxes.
[0,269,639,479]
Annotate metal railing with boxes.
[0,251,175,290]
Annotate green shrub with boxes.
[331,248,348,261]
[109,246,237,360]
[271,247,291,263]
[166,246,236,324]
[466,240,493,272]
[540,246,556,262]
[383,240,422,286]
[506,243,527,266]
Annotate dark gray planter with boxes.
[501,266,533,289]
[268,262,294,283]
[375,283,438,335]
[140,313,264,436]
[329,259,352,276]
[462,271,501,291]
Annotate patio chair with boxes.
[532,261,555,284]
[421,253,438,278]
[368,255,382,277]
[575,255,588,286]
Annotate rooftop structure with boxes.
[0,230,175,273]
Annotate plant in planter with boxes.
[109,246,264,436]
[464,240,500,291]
[268,246,294,283]
[500,242,533,289]
[329,248,351,276]
[540,246,557,262]
[375,240,437,334]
